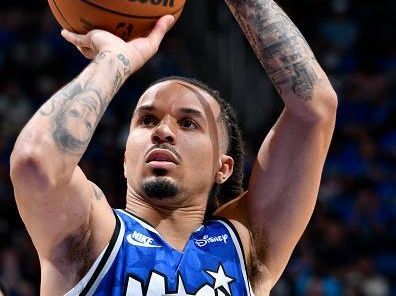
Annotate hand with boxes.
[61,15,175,72]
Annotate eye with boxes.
[179,118,198,129]
[139,115,158,127]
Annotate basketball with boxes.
[48,0,186,41]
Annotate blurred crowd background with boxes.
[0,0,395,295]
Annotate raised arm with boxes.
[220,0,337,291]
[10,16,174,273]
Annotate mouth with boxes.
[145,149,179,168]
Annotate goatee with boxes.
[142,177,179,200]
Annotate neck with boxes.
[125,187,207,251]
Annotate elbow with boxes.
[11,130,75,188]
[9,135,66,192]
[10,148,53,190]
[297,86,338,125]
[317,87,338,123]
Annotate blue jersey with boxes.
[66,209,253,296]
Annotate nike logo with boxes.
[127,231,162,248]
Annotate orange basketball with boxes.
[48,0,186,41]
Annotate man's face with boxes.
[63,90,100,143]
[125,80,230,202]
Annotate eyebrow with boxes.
[134,105,205,119]
[134,105,155,116]
[179,107,204,119]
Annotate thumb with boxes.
[61,30,90,49]
[146,15,175,48]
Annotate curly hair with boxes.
[148,76,245,211]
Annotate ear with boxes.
[216,155,234,184]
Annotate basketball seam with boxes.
[79,0,184,19]
[50,0,78,32]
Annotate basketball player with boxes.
[10,1,337,295]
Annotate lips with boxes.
[145,150,179,165]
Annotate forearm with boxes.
[12,49,131,182]
[225,0,336,108]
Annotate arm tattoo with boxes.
[39,51,131,154]
[91,183,105,201]
[225,0,321,101]
[93,50,111,63]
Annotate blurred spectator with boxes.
[345,257,390,296]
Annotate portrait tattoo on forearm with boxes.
[225,0,321,101]
[39,51,131,154]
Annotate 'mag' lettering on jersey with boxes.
[125,264,234,296]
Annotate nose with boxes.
[151,119,176,145]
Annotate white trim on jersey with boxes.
[216,220,252,296]
[64,246,107,296]
[65,213,125,296]
[119,209,204,234]
[118,209,161,235]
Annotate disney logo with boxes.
[195,234,229,247]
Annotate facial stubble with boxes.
[142,170,180,200]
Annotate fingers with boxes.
[79,47,97,60]
[61,30,90,49]
[146,15,175,48]
[61,30,99,59]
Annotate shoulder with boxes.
[213,192,250,234]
